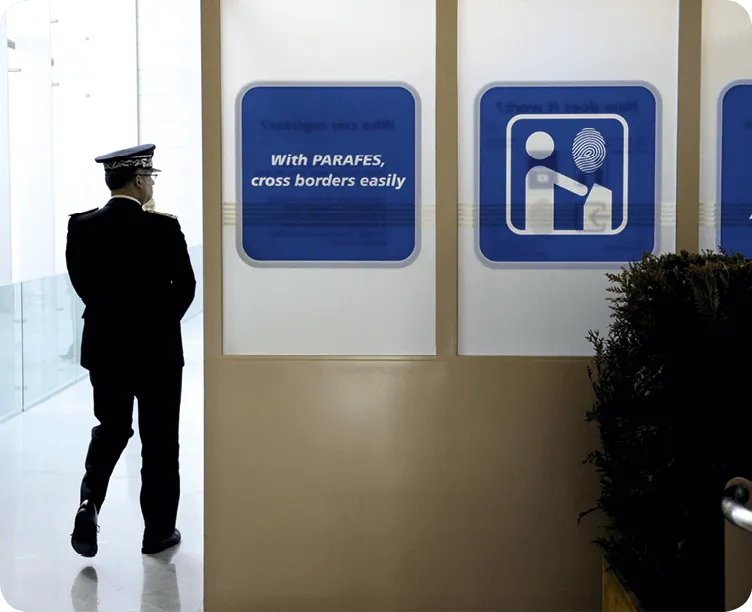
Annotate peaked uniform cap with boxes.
[94,144,161,172]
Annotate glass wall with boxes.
[0,283,22,421]
[20,273,84,408]
[458,0,679,356]
[0,271,84,421]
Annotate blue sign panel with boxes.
[720,83,752,257]
[239,84,418,265]
[478,84,658,264]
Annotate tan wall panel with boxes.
[205,359,601,611]
[676,0,702,253]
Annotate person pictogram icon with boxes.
[524,131,588,234]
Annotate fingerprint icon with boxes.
[572,128,607,173]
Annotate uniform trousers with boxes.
[79,364,183,540]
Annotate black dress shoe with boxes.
[142,528,181,555]
[71,500,99,558]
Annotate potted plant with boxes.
[579,251,752,612]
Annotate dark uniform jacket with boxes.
[65,197,196,371]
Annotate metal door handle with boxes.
[722,478,752,534]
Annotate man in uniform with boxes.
[66,144,196,557]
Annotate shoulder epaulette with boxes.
[69,208,97,217]
[146,210,177,219]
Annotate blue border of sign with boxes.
[717,79,752,256]
[474,80,664,270]
[233,81,423,269]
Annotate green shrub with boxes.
[580,250,752,611]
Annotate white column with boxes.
[7,0,54,283]
[136,0,203,247]
[0,17,12,287]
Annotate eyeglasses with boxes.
[136,173,157,181]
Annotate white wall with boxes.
[220,0,436,356]
[136,0,203,248]
[458,0,679,356]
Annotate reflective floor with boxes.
[0,316,204,612]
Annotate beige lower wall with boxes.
[205,358,602,611]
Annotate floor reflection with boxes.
[70,546,182,612]
[70,567,99,611]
